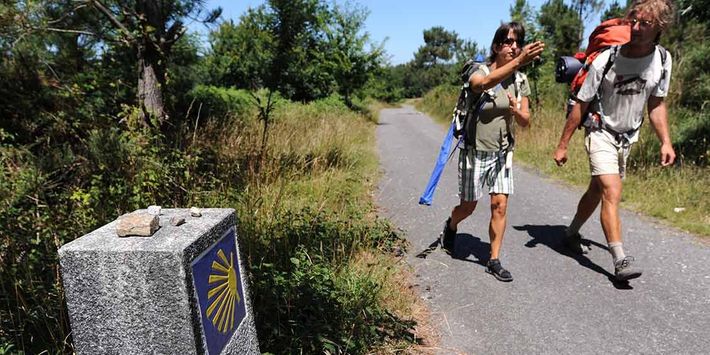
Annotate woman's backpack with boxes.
[451,57,523,149]
[453,59,523,148]
[452,58,486,146]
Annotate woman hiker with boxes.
[440,22,544,282]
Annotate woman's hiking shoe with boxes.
[440,217,456,254]
[486,259,513,282]
[563,230,590,254]
[614,256,643,281]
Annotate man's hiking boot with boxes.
[563,229,590,254]
[614,256,642,281]
[440,217,456,254]
[486,259,513,282]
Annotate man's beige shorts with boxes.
[585,130,631,177]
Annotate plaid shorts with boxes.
[458,149,514,201]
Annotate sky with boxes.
[190,0,602,65]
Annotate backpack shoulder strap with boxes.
[514,71,524,109]
[595,46,619,118]
[477,64,499,97]
[657,45,667,64]
[600,45,619,82]
[656,45,668,87]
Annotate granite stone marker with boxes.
[59,208,259,354]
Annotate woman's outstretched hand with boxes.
[519,41,545,66]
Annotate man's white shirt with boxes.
[577,47,672,143]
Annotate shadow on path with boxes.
[513,224,633,290]
[415,233,490,267]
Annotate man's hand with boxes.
[648,96,674,167]
[660,143,676,166]
[553,147,568,166]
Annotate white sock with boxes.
[608,242,625,263]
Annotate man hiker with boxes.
[553,0,676,281]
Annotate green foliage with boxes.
[631,108,710,167]
[206,0,383,104]
[676,0,710,23]
[569,0,605,22]
[538,0,583,58]
[0,115,224,352]
[602,1,627,21]
[324,3,385,107]
[397,27,473,98]
[455,39,482,64]
[242,208,410,353]
[207,12,276,89]
[2,0,416,353]
[413,26,461,67]
[187,85,256,122]
[510,0,537,26]
[360,68,406,103]
[7,0,222,126]
[661,12,710,166]
[416,84,459,124]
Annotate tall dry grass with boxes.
[191,95,430,353]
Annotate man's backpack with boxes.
[555,18,668,139]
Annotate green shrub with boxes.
[0,120,223,353]
[2,94,419,353]
[416,84,458,124]
[241,207,409,354]
[187,85,256,123]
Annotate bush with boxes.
[241,207,409,353]
[416,84,458,124]
[187,85,256,123]
[0,121,222,353]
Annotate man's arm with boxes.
[553,100,589,166]
[647,95,676,166]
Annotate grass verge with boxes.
[199,96,435,352]
[0,95,434,353]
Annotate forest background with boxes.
[1,0,707,353]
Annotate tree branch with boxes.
[47,3,89,25]
[90,0,135,42]
[40,27,96,36]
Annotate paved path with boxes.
[375,105,710,354]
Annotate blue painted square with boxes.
[191,228,247,355]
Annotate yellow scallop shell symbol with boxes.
[206,249,241,333]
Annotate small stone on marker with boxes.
[170,216,186,226]
[147,205,162,215]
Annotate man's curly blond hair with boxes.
[626,0,675,31]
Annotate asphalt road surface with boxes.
[375,105,709,355]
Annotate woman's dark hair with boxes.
[488,22,526,63]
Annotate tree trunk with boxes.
[136,0,167,127]
[137,43,167,127]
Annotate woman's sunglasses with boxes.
[501,38,523,47]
